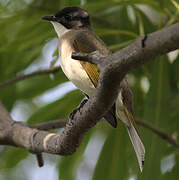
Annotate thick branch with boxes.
[0,23,179,156]
[59,22,179,154]
[0,103,66,154]
[0,66,61,89]
[31,118,179,148]
[0,103,14,144]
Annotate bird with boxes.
[42,6,145,171]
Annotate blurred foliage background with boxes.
[0,0,179,179]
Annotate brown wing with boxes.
[72,30,110,87]
[72,30,117,127]
[120,79,134,115]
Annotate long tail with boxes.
[116,95,145,172]
[126,124,145,172]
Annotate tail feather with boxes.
[116,93,145,171]
[126,125,145,172]
[103,105,117,128]
[103,111,117,128]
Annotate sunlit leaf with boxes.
[171,0,179,10]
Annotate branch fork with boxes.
[0,22,179,167]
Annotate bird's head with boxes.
[42,7,91,30]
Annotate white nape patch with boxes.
[51,21,70,37]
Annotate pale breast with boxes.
[59,40,95,96]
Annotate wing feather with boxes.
[72,30,110,87]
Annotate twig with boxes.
[31,119,67,130]
[0,66,61,89]
[136,120,179,148]
[36,153,44,167]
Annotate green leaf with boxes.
[109,39,135,51]
[0,148,29,169]
[16,71,68,100]
[58,130,92,180]
[0,1,178,179]
[93,121,136,180]
[162,152,179,180]
[84,0,158,12]
[0,86,17,111]
[171,55,179,90]
[138,56,172,179]
[27,90,83,124]
[96,29,138,38]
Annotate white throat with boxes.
[51,21,70,37]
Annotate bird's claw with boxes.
[69,99,88,119]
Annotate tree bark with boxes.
[0,22,179,159]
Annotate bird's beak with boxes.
[42,15,56,21]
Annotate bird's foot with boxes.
[69,99,88,119]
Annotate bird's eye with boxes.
[64,14,71,20]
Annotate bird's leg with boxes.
[69,97,88,119]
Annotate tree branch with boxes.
[31,118,179,148]
[0,66,61,89]
[61,22,179,155]
[30,119,67,130]
[0,23,179,159]
[136,120,179,148]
